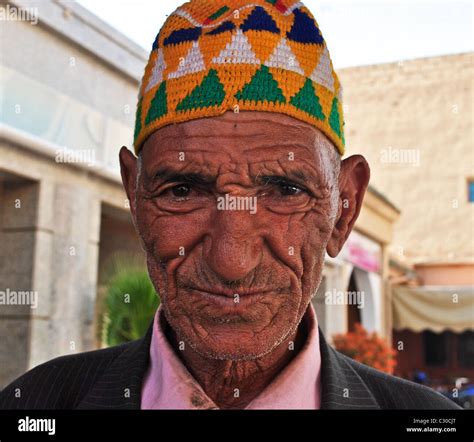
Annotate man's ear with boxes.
[119,146,138,221]
[326,155,370,257]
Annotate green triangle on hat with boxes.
[134,98,143,140]
[176,69,226,111]
[145,82,168,124]
[235,65,286,104]
[290,78,325,121]
[329,97,342,138]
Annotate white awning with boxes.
[392,286,474,333]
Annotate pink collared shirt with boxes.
[141,304,321,409]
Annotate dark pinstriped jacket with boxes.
[0,325,461,410]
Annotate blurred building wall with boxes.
[339,53,474,266]
[0,0,147,387]
[339,53,474,381]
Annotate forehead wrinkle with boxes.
[218,113,316,131]
[152,129,309,142]
[141,154,216,183]
[241,143,314,156]
[142,120,338,175]
[145,138,315,162]
[153,157,218,174]
[146,134,289,152]
[145,119,317,152]
[156,115,314,138]
[247,159,319,186]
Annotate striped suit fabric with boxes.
[0,324,461,410]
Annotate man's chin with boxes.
[162,293,301,361]
[179,320,295,361]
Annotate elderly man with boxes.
[0,0,458,410]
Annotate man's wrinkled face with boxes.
[131,111,342,360]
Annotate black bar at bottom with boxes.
[0,410,470,442]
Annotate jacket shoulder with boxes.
[341,353,461,409]
[0,342,133,409]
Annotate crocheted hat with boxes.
[134,0,345,155]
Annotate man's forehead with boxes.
[172,111,314,134]
[140,140,333,181]
[140,143,336,191]
[141,111,334,162]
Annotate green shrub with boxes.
[101,266,159,346]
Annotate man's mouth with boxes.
[187,286,276,298]
[184,286,279,310]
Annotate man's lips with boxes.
[181,285,290,317]
[185,286,276,298]
[184,286,274,311]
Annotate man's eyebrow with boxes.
[152,167,312,186]
[153,168,215,185]
[256,170,310,185]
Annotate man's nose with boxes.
[203,210,263,282]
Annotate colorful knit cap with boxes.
[134,0,345,155]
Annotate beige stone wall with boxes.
[339,53,474,265]
[1,16,141,173]
[0,136,129,386]
[0,3,146,386]
[0,178,37,386]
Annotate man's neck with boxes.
[165,320,307,409]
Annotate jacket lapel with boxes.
[76,323,153,409]
[319,329,380,409]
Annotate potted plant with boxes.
[333,323,397,374]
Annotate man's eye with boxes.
[278,183,303,196]
[171,184,191,197]
[262,177,306,197]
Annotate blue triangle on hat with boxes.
[164,27,202,46]
[206,20,236,35]
[287,8,324,44]
[241,6,280,34]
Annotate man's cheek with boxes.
[136,203,207,258]
[307,202,335,242]
[280,211,332,262]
